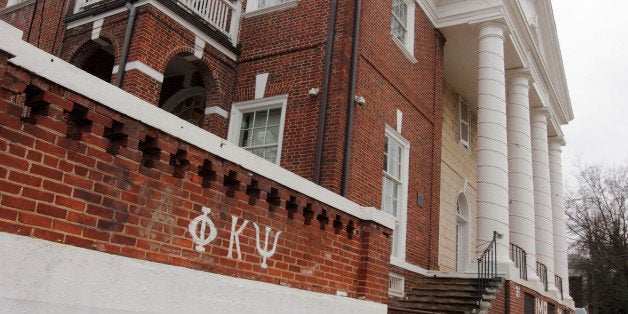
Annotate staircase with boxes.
[388,276,504,314]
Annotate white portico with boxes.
[427,0,574,308]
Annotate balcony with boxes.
[73,0,241,43]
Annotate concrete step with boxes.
[394,300,478,313]
[388,276,505,314]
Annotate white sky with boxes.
[551,0,628,187]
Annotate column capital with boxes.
[531,107,550,122]
[548,136,566,147]
[475,20,508,41]
[506,68,534,85]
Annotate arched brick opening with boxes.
[69,38,115,83]
[158,52,219,127]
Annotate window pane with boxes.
[391,0,407,43]
[252,128,266,146]
[266,126,279,144]
[242,112,253,129]
[253,110,268,127]
[461,124,469,142]
[265,147,278,163]
[268,108,281,126]
[239,129,250,146]
[461,103,469,122]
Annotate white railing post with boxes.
[229,1,241,43]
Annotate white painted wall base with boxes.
[0,233,386,314]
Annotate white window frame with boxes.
[458,96,470,149]
[244,0,300,18]
[388,272,405,297]
[227,94,288,165]
[382,125,410,260]
[6,0,29,6]
[455,192,470,272]
[390,0,416,63]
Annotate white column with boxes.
[549,138,571,300]
[531,108,558,293]
[475,21,511,266]
[506,70,540,283]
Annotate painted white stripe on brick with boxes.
[112,60,164,82]
[205,106,229,118]
[91,18,104,40]
[194,36,205,59]
[0,233,387,314]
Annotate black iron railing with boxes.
[509,243,527,280]
[477,231,499,303]
[555,275,563,300]
[536,262,548,291]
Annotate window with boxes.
[390,0,416,62]
[244,0,299,17]
[382,125,409,258]
[455,193,469,272]
[458,96,470,149]
[258,0,288,9]
[388,273,405,297]
[228,95,288,164]
[6,0,30,7]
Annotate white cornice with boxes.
[417,0,505,28]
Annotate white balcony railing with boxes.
[73,0,104,13]
[178,0,241,42]
[73,0,241,44]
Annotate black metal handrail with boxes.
[509,243,528,280]
[555,275,563,300]
[536,262,548,291]
[477,231,499,303]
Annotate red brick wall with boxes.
[349,0,444,274]
[0,54,392,302]
[0,0,68,54]
[488,281,574,314]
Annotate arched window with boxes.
[158,54,213,126]
[160,87,206,126]
[456,192,470,272]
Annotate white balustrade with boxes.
[73,0,105,14]
[73,0,241,43]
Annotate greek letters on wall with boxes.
[188,206,282,269]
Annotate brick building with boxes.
[0,0,573,313]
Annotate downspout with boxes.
[340,0,362,196]
[313,0,339,184]
[115,2,137,87]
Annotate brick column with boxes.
[356,221,392,303]
[548,137,571,300]
[530,108,558,293]
[475,21,511,266]
[506,69,540,283]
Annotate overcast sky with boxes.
[551,0,628,187]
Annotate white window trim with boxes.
[384,125,410,260]
[243,0,300,18]
[391,0,416,63]
[2,0,34,13]
[455,192,470,272]
[458,95,470,150]
[388,272,405,297]
[227,94,288,165]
